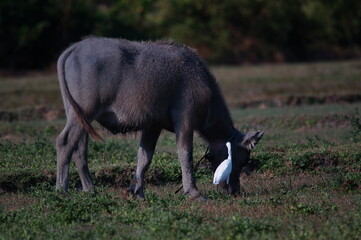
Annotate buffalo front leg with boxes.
[175,126,203,200]
[129,128,161,199]
[73,132,94,192]
[56,121,85,191]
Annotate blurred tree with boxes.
[0,0,360,69]
[94,0,158,39]
[0,0,98,69]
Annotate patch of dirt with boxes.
[0,171,55,193]
[0,164,179,194]
[2,134,23,142]
[341,180,359,192]
[0,106,65,122]
[94,167,134,187]
[0,193,37,211]
[234,93,361,109]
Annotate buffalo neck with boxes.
[199,91,235,148]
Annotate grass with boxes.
[0,60,360,239]
[213,60,361,107]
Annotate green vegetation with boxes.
[1,0,361,69]
[1,61,361,239]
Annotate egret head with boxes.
[208,130,264,195]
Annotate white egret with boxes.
[213,142,232,185]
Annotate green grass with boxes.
[0,60,360,239]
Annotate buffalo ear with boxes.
[240,130,264,151]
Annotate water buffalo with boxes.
[56,37,263,199]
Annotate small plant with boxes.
[345,108,361,142]
[206,189,232,200]
[239,196,265,206]
[290,202,319,216]
[289,150,339,171]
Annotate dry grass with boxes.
[213,60,361,107]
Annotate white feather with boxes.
[213,142,232,185]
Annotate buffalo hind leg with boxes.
[56,120,91,191]
[129,128,161,199]
[73,132,94,191]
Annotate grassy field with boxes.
[0,60,360,239]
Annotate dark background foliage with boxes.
[1,0,360,69]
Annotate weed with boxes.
[256,151,287,174]
[239,196,265,206]
[345,108,361,142]
[289,202,320,216]
[206,189,232,200]
[220,216,278,239]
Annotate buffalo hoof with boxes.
[196,195,208,202]
[186,191,208,202]
[128,187,145,200]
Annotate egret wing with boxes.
[213,159,232,185]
